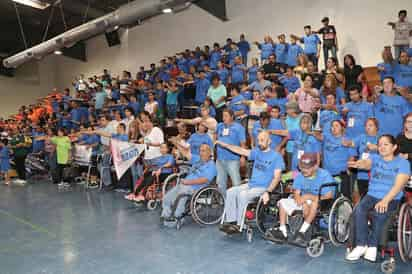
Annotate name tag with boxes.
[222,128,230,136]
[348,117,355,128]
[361,153,370,160]
[297,150,304,160]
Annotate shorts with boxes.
[278,197,312,216]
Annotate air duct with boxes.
[3,0,193,68]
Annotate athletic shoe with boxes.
[57,182,64,188]
[363,247,377,262]
[293,232,308,247]
[63,182,71,188]
[265,229,287,243]
[88,181,99,189]
[345,246,368,261]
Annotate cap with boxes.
[321,17,329,23]
[299,153,318,169]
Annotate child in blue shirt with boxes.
[0,139,10,185]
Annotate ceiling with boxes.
[0,0,131,55]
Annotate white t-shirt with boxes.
[143,127,164,160]
[144,102,158,115]
[394,20,412,45]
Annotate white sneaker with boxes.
[363,247,377,262]
[57,182,64,187]
[63,182,71,188]
[346,246,368,261]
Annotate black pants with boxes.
[134,173,169,196]
[336,171,352,200]
[14,154,27,180]
[54,164,67,184]
[357,179,369,198]
[215,106,225,123]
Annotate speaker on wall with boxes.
[105,30,121,47]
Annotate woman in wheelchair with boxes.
[216,131,284,234]
[268,153,335,246]
[345,134,410,262]
[160,144,217,225]
[125,143,175,202]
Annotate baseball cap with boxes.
[299,153,318,169]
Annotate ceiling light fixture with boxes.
[12,0,50,10]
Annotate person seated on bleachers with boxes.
[279,66,301,94]
[394,51,412,93]
[242,70,271,94]
[161,144,216,225]
[217,131,284,233]
[267,153,335,245]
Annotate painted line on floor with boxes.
[0,209,57,238]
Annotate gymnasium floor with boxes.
[0,181,409,274]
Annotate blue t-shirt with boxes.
[231,64,246,84]
[216,68,229,85]
[377,62,396,81]
[279,76,301,93]
[95,91,107,110]
[228,49,241,66]
[368,154,410,200]
[166,90,179,105]
[252,119,285,150]
[302,34,321,55]
[177,58,189,73]
[228,95,248,118]
[374,94,410,136]
[188,133,213,158]
[287,44,304,67]
[216,122,246,160]
[285,115,301,153]
[248,66,259,84]
[32,131,45,153]
[112,134,128,142]
[259,42,275,60]
[394,63,412,88]
[195,78,211,104]
[209,51,222,69]
[249,80,272,93]
[320,87,346,105]
[319,110,341,135]
[152,154,175,174]
[186,160,217,190]
[353,134,378,180]
[323,134,356,175]
[289,129,321,170]
[237,40,251,57]
[266,97,288,115]
[342,101,374,139]
[248,148,285,188]
[274,43,289,64]
[293,168,335,196]
[128,102,140,115]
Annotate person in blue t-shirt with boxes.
[186,124,213,160]
[227,43,241,66]
[248,58,259,84]
[394,51,412,91]
[292,25,321,68]
[377,47,396,81]
[161,144,216,224]
[69,101,82,130]
[274,34,289,65]
[265,86,288,115]
[346,135,410,262]
[252,112,286,151]
[215,109,247,194]
[342,118,379,197]
[373,76,410,136]
[254,36,275,63]
[215,61,229,85]
[228,86,248,127]
[287,36,304,67]
[0,139,11,185]
[319,93,342,135]
[217,131,284,233]
[237,34,251,65]
[341,85,374,139]
[128,95,141,116]
[130,143,175,203]
[32,127,45,153]
[268,153,335,244]
[194,71,211,105]
[244,70,271,93]
[279,66,301,93]
[209,43,222,70]
[230,56,247,85]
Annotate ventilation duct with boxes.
[3,0,193,68]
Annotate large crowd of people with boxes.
[1,10,412,264]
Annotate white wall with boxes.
[0,56,57,117]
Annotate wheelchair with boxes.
[161,166,225,230]
[346,182,412,274]
[220,171,294,243]
[268,179,353,258]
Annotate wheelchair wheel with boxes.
[381,258,396,274]
[398,203,412,262]
[255,195,280,235]
[306,238,324,258]
[191,186,225,225]
[328,196,353,246]
[162,173,179,198]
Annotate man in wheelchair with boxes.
[216,131,284,234]
[268,153,335,246]
[160,144,217,225]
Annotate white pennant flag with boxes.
[110,139,146,180]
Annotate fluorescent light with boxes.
[54,50,62,55]
[12,0,50,10]
[162,8,173,14]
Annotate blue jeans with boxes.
[167,104,178,119]
[161,184,194,218]
[99,151,112,186]
[394,45,409,60]
[323,45,337,70]
[354,195,399,247]
[216,160,241,194]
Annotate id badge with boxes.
[297,150,304,159]
[361,152,370,160]
[348,117,355,128]
[222,128,230,136]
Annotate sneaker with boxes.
[293,232,307,247]
[345,246,368,261]
[63,182,71,188]
[265,229,287,243]
[88,181,99,189]
[57,182,64,187]
[163,217,177,227]
[363,247,377,262]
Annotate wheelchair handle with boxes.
[318,182,339,198]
